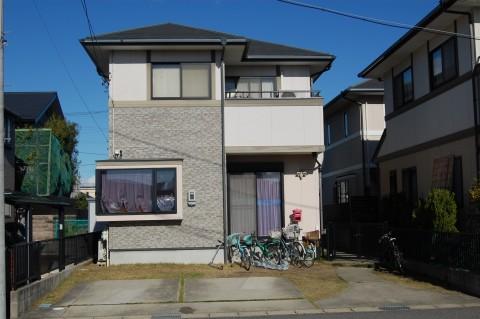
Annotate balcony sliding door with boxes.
[228,172,282,236]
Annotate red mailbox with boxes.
[290,209,302,223]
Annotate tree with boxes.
[414,188,458,233]
[73,192,89,209]
[44,114,80,192]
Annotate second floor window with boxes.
[430,37,458,89]
[393,67,413,109]
[343,112,349,137]
[228,77,275,98]
[152,63,210,99]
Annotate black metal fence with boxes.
[7,232,100,290]
[326,222,387,257]
[394,229,480,273]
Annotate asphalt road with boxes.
[203,307,480,319]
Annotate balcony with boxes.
[225,90,321,99]
[224,93,324,154]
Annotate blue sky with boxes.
[5,0,438,184]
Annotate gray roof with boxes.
[82,23,334,59]
[5,92,64,123]
[324,79,384,112]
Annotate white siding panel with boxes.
[225,105,323,147]
[110,51,147,101]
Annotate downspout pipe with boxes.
[444,6,480,178]
[342,94,368,196]
[220,39,228,263]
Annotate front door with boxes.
[228,172,282,236]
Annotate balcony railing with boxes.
[225,90,321,99]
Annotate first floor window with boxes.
[335,179,349,204]
[98,167,178,214]
[152,63,210,98]
[389,170,397,195]
[402,167,418,206]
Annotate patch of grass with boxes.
[38,262,347,305]
[375,271,452,293]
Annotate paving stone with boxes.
[237,311,268,317]
[351,306,381,312]
[323,308,353,313]
[266,310,296,315]
[208,312,239,318]
[409,305,436,310]
[295,309,325,314]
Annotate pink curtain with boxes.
[101,170,152,213]
[256,172,282,236]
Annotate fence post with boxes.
[58,207,65,271]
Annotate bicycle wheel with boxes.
[266,244,281,265]
[292,242,305,267]
[393,247,404,274]
[302,244,315,268]
[241,248,252,271]
[251,245,264,264]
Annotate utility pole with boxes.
[0,0,6,316]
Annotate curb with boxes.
[180,302,480,318]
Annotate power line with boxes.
[277,0,480,41]
[78,151,107,156]
[31,0,108,143]
[65,110,107,116]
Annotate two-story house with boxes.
[359,0,480,225]
[81,23,334,264]
[322,80,385,221]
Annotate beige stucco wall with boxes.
[280,66,311,96]
[379,136,476,204]
[110,51,148,101]
[379,81,475,157]
[225,103,323,148]
[228,154,321,234]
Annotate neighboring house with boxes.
[322,80,384,221]
[81,23,334,264]
[359,0,480,221]
[79,184,96,198]
[4,92,77,242]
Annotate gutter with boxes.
[220,39,228,263]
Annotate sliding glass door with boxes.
[228,172,282,236]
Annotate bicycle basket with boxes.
[240,234,253,246]
[282,224,300,240]
[269,230,282,239]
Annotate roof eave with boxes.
[358,0,458,78]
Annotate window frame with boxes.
[335,179,350,204]
[343,112,349,137]
[151,62,212,100]
[393,66,414,110]
[429,36,458,90]
[95,161,183,221]
[232,76,277,98]
[326,124,331,145]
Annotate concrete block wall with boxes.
[107,106,224,251]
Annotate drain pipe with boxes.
[444,5,480,178]
[220,39,228,263]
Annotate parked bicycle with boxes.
[250,232,281,266]
[376,231,404,274]
[227,233,253,271]
[274,224,315,268]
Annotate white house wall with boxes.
[379,80,474,157]
[280,66,311,96]
[110,51,148,101]
[225,104,323,148]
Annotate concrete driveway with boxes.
[317,267,480,309]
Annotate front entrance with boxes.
[228,172,283,236]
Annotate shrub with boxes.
[468,179,480,205]
[414,188,458,232]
